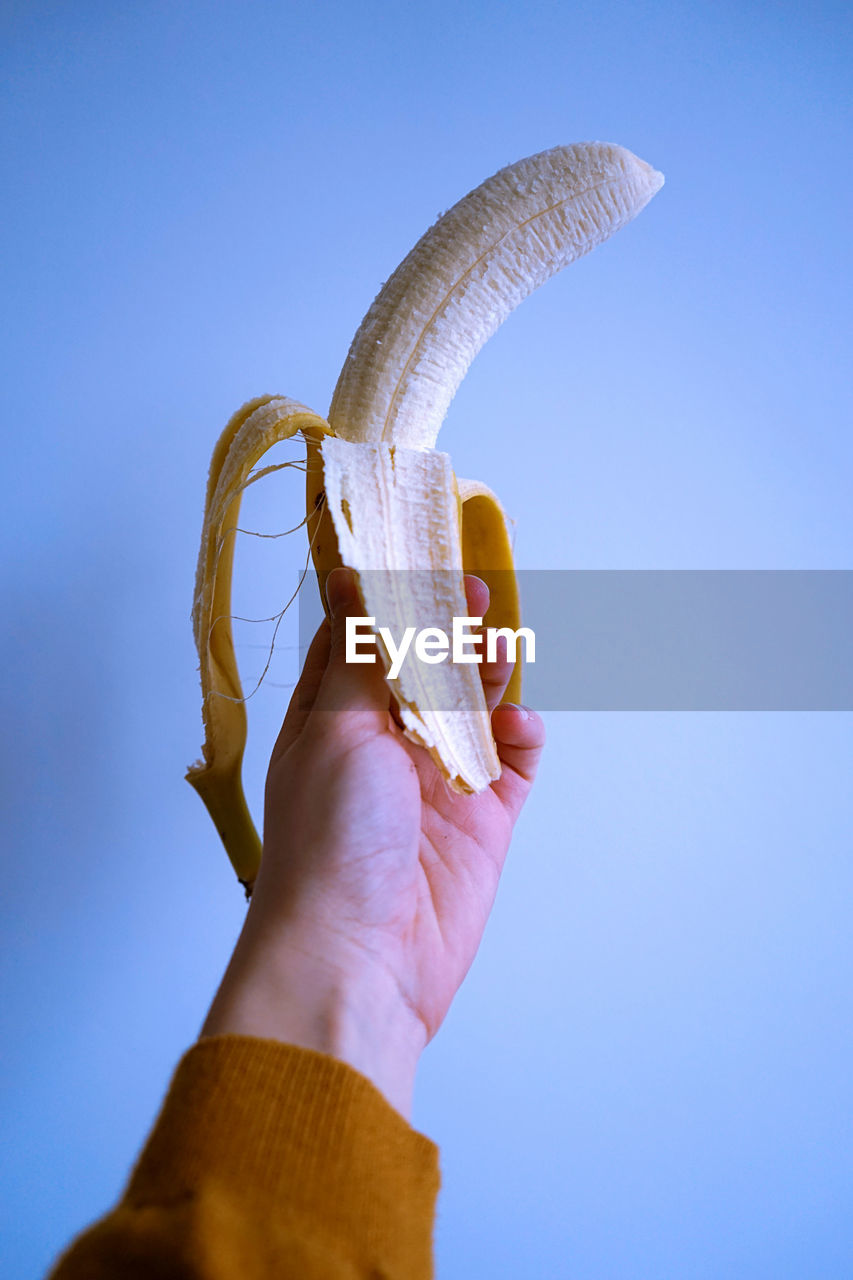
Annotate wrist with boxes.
[201,916,427,1120]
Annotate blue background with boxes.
[2,2,851,1276]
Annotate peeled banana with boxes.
[187,142,664,891]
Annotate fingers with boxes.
[489,703,546,818]
[478,631,516,716]
[311,567,391,729]
[273,570,520,762]
[467,570,543,811]
[462,575,515,715]
[463,573,489,621]
[269,613,331,764]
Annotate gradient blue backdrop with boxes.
[2,2,851,1276]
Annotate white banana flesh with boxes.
[329,142,664,450]
[321,438,500,790]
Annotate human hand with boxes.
[201,568,545,1118]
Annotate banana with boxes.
[187,142,663,891]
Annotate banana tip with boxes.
[641,158,665,194]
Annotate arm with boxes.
[49,569,545,1278]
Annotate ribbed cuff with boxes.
[124,1035,440,1275]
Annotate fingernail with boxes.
[463,573,489,605]
[325,566,357,613]
[502,702,529,720]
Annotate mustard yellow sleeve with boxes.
[49,1035,440,1280]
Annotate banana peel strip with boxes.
[456,476,523,707]
[187,395,331,891]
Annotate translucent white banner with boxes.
[299,571,853,711]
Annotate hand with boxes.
[201,568,545,1118]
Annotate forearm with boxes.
[200,907,428,1120]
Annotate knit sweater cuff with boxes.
[125,1034,440,1274]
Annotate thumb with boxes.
[311,567,391,725]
